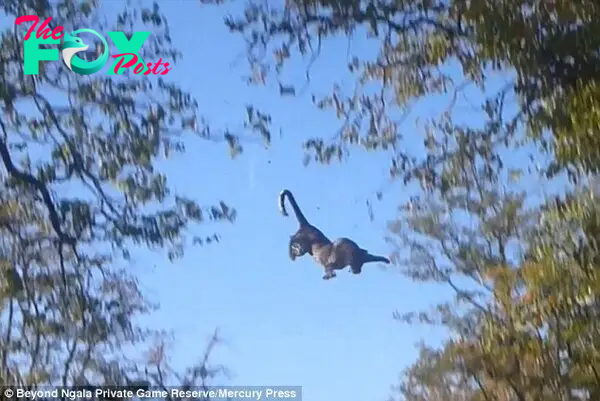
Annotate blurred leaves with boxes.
[208,1,600,397]
[0,0,251,390]
[207,0,600,178]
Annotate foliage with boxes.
[202,1,600,400]
[0,0,265,390]
[205,0,600,174]
[382,95,538,400]
[376,88,600,400]
[387,182,600,401]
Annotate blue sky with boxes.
[137,3,456,400]
[4,1,554,400]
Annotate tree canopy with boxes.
[211,0,600,173]
[0,0,271,389]
[208,0,600,400]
